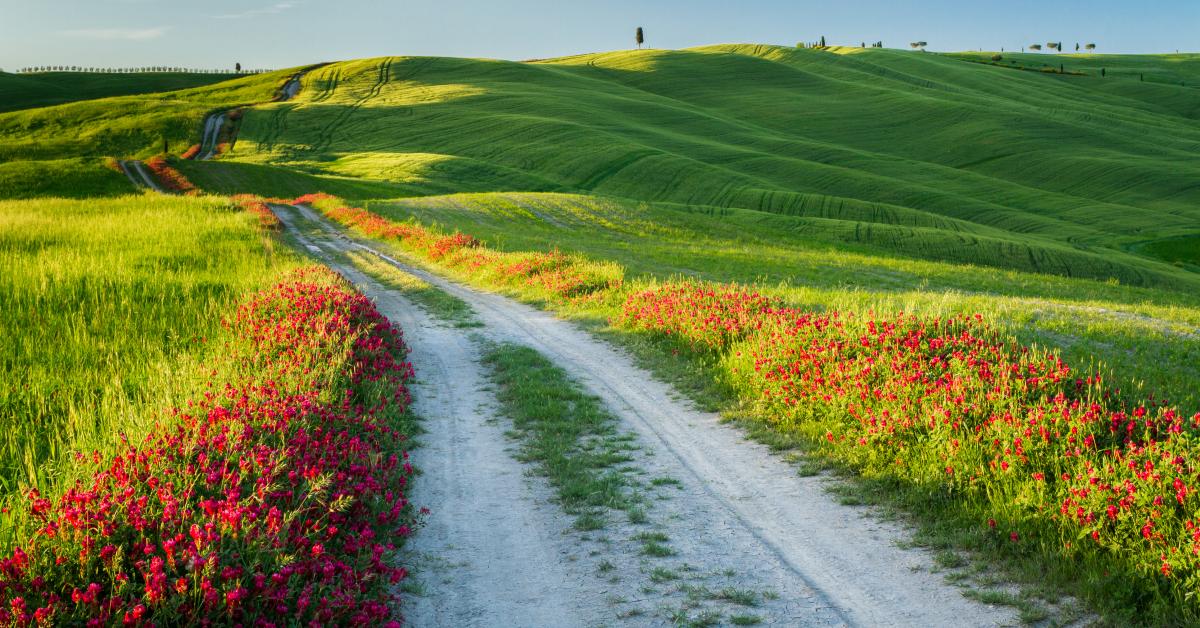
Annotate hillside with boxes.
[0,67,308,197]
[2,46,1197,285]
[0,71,242,113]
[199,45,1198,289]
[4,42,1200,625]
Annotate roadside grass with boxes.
[0,195,298,506]
[0,157,133,199]
[362,192,1200,411]
[482,343,643,531]
[176,160,407,200]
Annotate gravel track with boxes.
[274,203,1018,627]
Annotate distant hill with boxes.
[0,71,243,113]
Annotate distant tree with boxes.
[820,35,826,47]
[1030,44,1042,51]
[861,41,865,48]
[1101,68,1106,77]
[1059,63,1064,73]
[236,62,242,72]
[1046,42,1059,51]
[636,27,644,49]
[909,41,927,50]
[1085,43,1096,51]
[991,53,1003,62]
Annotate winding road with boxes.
[272,203,1018,627]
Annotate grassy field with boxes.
[0,195,298,505]
[8,47,1199,288]
[4,43,1199,622]
[0,67,308,199]
[192,46,1200,290]
[303,191,1200,622]
[0,70,242,113]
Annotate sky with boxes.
[0,0,1195,72]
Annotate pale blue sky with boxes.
[1,0,1195,72]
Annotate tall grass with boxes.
[301,195,1200,622]
[0,195,299,509]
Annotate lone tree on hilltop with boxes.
[909,41,927,50]
[1085,43,1096,51]
[1030,44,1043,51]
[1046,42,1059,51]
[820,35,826,47]
[636,27,644,49]
[235,62,242,73]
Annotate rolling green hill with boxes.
[195,45,1199,288]
[0,67,307,197]
[0,71,242,113]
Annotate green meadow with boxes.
[2,42,1199,622]
[6,42,1195,483]
[0,195,297,516]
[0,70,242,113]
[0,67,307,198]
[204,46,1200,290]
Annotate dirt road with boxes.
[274,203,1017,627]
[118,160,163,192]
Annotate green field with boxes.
[0,195,297,505]
[0,71,243,113]
[3,43,1199,623]
[186,46,1197,291]
[8,43,1192,420]
[0,67,307,198]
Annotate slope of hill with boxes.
[198,45,1199,288]
[3,46,1197,288]
[0,68,308,197]
[0,67,301,161]
[0,70,242,113]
